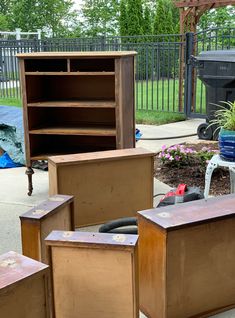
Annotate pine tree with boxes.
[143,6,152,35]
[153,0,175,78]
[153,0,174,40]
[119,0,128,36]
[126,0,143,36]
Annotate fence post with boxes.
[184,32,194,117]
[15,28,21,40]
[37,29,42,40]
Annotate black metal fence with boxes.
[0,28,235,116]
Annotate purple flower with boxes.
[165,153,171,159]
[161,145,167,151]
[185,148,195,154]
[175,155,180,161]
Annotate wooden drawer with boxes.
[0,251,50,318]
[48,148,154,227]
[46,231,139,318]
[20,194,74,263]
[138,194,235,318]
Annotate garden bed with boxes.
[154,142,230,196]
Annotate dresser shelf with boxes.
[27,100,116,108]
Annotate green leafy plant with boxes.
[209,100,235,132]
[196,147,219,166]
[158,144,195,167]
[159,144,219,169]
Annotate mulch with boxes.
[154,142,230,196]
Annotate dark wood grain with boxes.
[139,193,235,230]
[45,230,138,250]
[0,251,50,318]
[20,194,73,220]
[17,51,137,58]
[20,195,75,263]
[18,52,137,195]
[0,251,48,289]
[138,194,235,318]
[48,147,154,166]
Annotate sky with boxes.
[73,0,83,10]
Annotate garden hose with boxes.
[138,133,197,141]
[99,217,138,235]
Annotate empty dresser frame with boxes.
[138,194,235,318]
[48,148,154,227]
[0,251,50,318]
[46,231,139,318]
[20,194,74,263]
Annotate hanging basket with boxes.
[219,128,235,161]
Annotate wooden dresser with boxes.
[48,147,154,228]
[0,251,50,318]
[46,230,139,318]
[17,51,137,195]
[138,194,235,318]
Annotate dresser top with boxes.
[0,251,48,290]
[20,194,73,220]
[17,51,137,58]
[138,194,235,230]
[48,147,155,166]
[46,230,138,250]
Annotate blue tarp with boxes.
[0,106,25,166]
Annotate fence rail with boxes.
[0,27,235,116]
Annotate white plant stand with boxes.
[204,154,235,199]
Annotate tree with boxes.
[153,0,175,78]
[153,0,174,39]
[126,0,143,37]
[143,6,152,35]
[0,0,12,15]
[0,14,9,31]
[199,6,235,30]
[119,0,128,36]
[81,0,119,37]
[8,0,75,37]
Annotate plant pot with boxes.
[219,128,235,161]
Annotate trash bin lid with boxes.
[197,50,235,62]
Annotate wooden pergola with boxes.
[175,0,235,34]
[175,0,235,112]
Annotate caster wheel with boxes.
[197,123,213,140]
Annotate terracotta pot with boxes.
[219,128,235,161]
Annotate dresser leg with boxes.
[26,167,34,196]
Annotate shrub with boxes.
[158,144,195,167]
[159,144,219,168]
[196,146,219,166]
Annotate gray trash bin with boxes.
[194,50,235,140]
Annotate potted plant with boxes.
[210,101,235,161]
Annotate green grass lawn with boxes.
[135,78,206,114]
[0,97,21,107]
[0,79,206,125]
